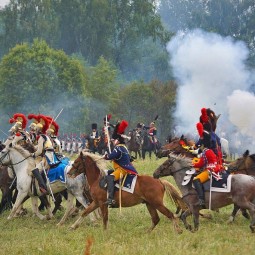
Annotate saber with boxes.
[41,162,55,202]
[0,128,9,137]
[209,172,212,210]
[48,108,64,128]
[9,176,17,189]
[105,115,111,153]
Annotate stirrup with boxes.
[104,198,116,206]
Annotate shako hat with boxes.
[112,120,128,143]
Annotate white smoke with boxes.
[166,29,255,153]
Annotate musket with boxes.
[40,162,55,202]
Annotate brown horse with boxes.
[153,154,255,232]
[67,151,187,233]
[157,136,195,158]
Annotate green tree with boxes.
[0,39,88,132]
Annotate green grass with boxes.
[0,155,254,255]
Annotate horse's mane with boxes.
[11,144,34,165]
[168,153,192,165]
[82,150,107,174]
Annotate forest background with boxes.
[0,0,254,141]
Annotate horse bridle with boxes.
[0,148,32,166]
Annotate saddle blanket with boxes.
[203,171,232,192]
[115,174,137,194]
[47,158,70,184]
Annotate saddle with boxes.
[99,174,137,194]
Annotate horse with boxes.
[67,151,186,233]
[0,165,15,213]
[0,142,99,225]
[153,154,255,232]
[140,130,161,160]
[127,130,141,159]
[157,136,195,158]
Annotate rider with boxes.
[31,114,60,195]
[199,107,223,163]
[27,114,39,145]
[192,122,223,208]
[104,120,138,207]
[45,116,62,156]
[8,113,30,144]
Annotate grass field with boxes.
[0,155,254,255]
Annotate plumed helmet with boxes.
[112,120,128,143]
[36,114,49,134]
[28,114,39,130]
[45,116,59,136]
[196,122,212,148]
[199,107,212,132]
[9,113,28,129]
[92,123,97,130]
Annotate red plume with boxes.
[196,122,204,138]
[117,120,128,134]
[200,108,209,123]
[37,114,50,134]
[107,114,112,121]
[9,118,15,124]
[13,113,27,129]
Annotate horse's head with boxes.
[153,157,175,178]
[228,150,255,174]
[68,151,106,180]
[153,153,192,179]
[0,142,12,166]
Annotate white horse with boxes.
[0,142,100,225]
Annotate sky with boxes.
[0,0,9,7]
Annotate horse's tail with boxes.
[161,179,188,212]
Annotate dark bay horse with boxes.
[67,151,187,233]
[153,154,255,232]
[127,130,141,159]
[141,130,161,160]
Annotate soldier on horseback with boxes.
[103,120,138,207]
[31,114,60,195]
[90,123,100,150]
[192,122,224,208]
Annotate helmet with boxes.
[45,116,59,136]
[28,114,39,131]
[36,115,49,134]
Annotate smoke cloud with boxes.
[166,29,255,153]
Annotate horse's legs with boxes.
[145,203,160,232]
[7,191,28,220]
[30,196,48,220]
[142,150,145,160]
[57,192,75,226]
[71,192,99,222]
[70,201,99,230]
[227,204,241,223]
[154,203,182,234]
[179,209,193,231]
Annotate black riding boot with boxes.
[193,179,206,208]
[32,168,48,195]
[105,175,116,207]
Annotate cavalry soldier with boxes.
[192,122,223,208]
[27,114,39,145]
[31,114,60,195]
[104,120,138,206]
[143,120,158,145]
[9,113,31,145]
[45,116,62,156]
[199,107,223,163]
